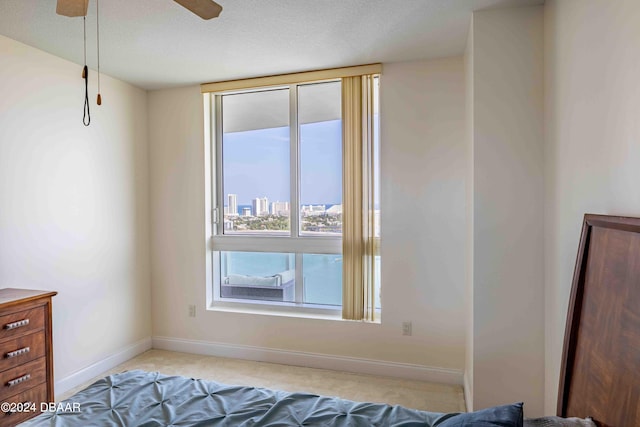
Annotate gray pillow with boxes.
[435,402,523,427]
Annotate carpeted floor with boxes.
[59,349,466,413]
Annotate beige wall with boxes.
[0,35,151,386]
[148,57,467,372]
[382,57,466,368]
[543,0,640,414]
[468,6,545,416]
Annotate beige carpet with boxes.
[60,349,466,413]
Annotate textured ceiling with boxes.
[0,0,542,90]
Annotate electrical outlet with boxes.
[402,321,412,336]
[188,304,196,317]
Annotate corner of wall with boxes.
[55,337,152,399]
[468,4,545,417]
[464,11,475,413]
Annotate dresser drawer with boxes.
[0,332,45,373]
[0,358,46,401]
[0,382,46,426]
[0,307,45,342]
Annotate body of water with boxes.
[222,251,343,306]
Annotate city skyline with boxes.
[223,120,342,205]
[222,115,379,211]
[224,193,336,217]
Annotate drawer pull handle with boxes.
[5,346,30,359]
[4,319,29,330]
[7,374,31,387]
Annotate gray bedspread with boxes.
[20,370,594,426]
[21,370,447,426]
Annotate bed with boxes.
[17,214,640,426]
[556,214,640,426]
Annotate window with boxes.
[203,65,381,320]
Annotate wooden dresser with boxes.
[0,289,56,427]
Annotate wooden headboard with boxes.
[558,214,640,427]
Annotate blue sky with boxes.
[223,120,342,205]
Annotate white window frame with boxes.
[206,80,345,316]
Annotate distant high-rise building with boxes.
[242,207,251,217]
[270,201,290,216]
[227,194,238,216]
[301,204,326,216]
[252,197,269,216]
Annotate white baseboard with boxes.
[152,336,463,385]
[55,337,152,399]
[463,371,473,412]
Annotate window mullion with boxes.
[290,85,305,303]
[211,235,341,254]
[289,84,299,238]
[214,94,224,235]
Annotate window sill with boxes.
[207,300,381,323]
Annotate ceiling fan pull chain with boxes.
[82,16,90,126]
[82,16,87,78]
[83,65,90,126]
[96,0,102,106]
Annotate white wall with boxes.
[468,6,545,416]
[543,0,640,414]
[148,57,467,375]
[0,35,151,391]
[382,57,466,369]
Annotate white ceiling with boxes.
[0,0,542,90]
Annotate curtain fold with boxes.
[361,75,376,322]
[342,75,376,321]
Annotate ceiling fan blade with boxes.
[56,0,89,17]
[173,0,222,20]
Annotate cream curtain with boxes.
[342,75,377,321]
